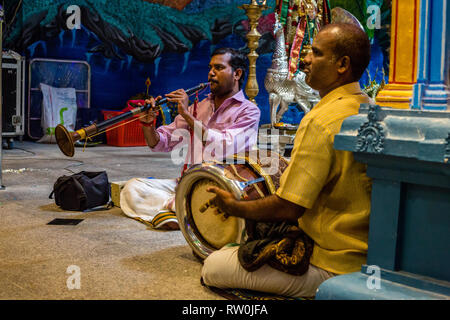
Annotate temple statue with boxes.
[264,13,319,127]
[265,1,334,127]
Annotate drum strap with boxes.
[229,153,278,194]
[228,164,266,199]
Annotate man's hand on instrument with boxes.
[165,89,189,116]
[138,96,161,124]
[202,186,237,219]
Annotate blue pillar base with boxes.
[315,270,450,300]
[422,84,450,110]
[411,0,449,110]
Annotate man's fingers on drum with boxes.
[213,207,223,215]
[199,199,218,213]
[199,200,211,213]
[214,209,228,220]
[199,199,227,217]
[206,186,219,194]
[198,199,228,220]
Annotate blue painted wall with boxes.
[4,0,389,138]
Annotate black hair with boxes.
[211,47,247,90]
[322,23,371,81]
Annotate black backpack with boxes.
[49,171,111,211]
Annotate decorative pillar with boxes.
[411,0,449,110]
[375,0,421,109]
[240,1,268,105]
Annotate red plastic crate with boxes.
[102,110,147,147]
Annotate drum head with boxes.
[189,179,241,250]
[175,164,245,260]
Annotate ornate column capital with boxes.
[335,104,450,164]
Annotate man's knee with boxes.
[201,251,222,285]
[201,247,237,286]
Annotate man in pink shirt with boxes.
[120,47,261,230]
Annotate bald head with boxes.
[320,23,371,81]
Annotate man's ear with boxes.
[336,56,351,75]
[234,68,243,81]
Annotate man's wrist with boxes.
[179,108,189,119]
[226,198,242,217]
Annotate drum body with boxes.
[175,151,289,260]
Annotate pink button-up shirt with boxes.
[151,90,260,165]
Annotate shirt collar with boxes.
[313,82,363,110]
[207,89,246,107]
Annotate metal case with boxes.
[28,58,91,139]
[1,50,25,137]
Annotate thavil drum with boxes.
[175,150,289,260]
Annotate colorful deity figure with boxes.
[264,0,330,126]
[281,0,331,79]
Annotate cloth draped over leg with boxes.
[238,221,314,276]
[119,178,179,229]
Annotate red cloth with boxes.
[123,99,145,112]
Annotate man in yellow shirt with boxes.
[201,23,373,298]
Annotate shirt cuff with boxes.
[150,131,166,152]
[276,188,314,209]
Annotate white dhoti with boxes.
[120,178,179,229]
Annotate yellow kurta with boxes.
[276,82,373,275]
